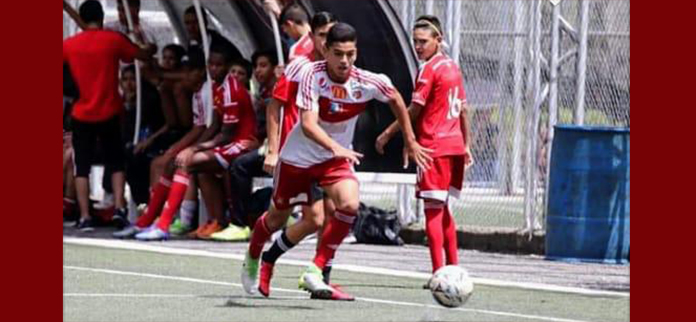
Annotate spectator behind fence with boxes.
[63,0,156,232]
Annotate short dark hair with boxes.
[414,15,443,38]
[79,0,104,25]
[163,44,187,65]
[280,4,309,25]
[121,64,136,76]
[231,58,253,78]
[209,42,235,64]
[184,5,209,27]
[185,49,207,71]
[251,50,278,68]
[310,11,337,32]
[326,23,357,48]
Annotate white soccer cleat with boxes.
[241,252,259,295]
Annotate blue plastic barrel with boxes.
[546,125,630,264]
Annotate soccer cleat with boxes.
[76,218,94,232]
[257,260,274,297]
[241,252,259,295]
[112,225,144,238]
[134,227,169,241]
[210,224,251,242]
[169,219,193,236]
[196,220,224,239]
[112,208,130,230]
[299,264,355,301]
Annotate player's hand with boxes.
[375,131,391,155]
[463,147,475,170]
[332,146,364,165]
[175,147,195,168]
[263,152,279,175]
[403,140,433,170]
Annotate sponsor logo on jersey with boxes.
[329,102,343,114]
[331,85,347,99]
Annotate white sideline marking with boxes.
[63,293,307,300]
[63,237,629,298]
[64,265,591,322]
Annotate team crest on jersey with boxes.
[318,77,328,89]
[331,85,347,99]
[329,102,343,114]
[352,90,362,99]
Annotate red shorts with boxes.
[416,155,466,202]
[272,158,357,210]
[213,142,250,169]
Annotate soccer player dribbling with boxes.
[376,15,474,277]
[241,22,432,300]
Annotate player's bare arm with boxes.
[375,102,424,154]
[460,102,474,167]
[386,90,433,169]
[263,98,283,174]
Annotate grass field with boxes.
[64,243,628,322]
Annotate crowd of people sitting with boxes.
[63,0,294,242]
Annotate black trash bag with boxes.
[353,203,404,246]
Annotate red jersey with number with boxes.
[411,53,467,158]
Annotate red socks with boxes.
[156,170,190,231]
[136,175,172,228]
[248,212,272,259]
[313,210,355,269]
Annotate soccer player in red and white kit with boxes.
[376,15,473,275]
[133,44,258,240]
[241,12,339,298]
[242,22,432,301]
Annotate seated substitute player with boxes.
[241,12,340,297]
[112,50,211,238]
[241,22,432,300]
[375,15,473,275]
[133,43,258,241]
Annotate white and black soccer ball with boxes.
[428,265,474,308]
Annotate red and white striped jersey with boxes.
[412,52,468,157]
[280,61,395,168]
[288,33,314,61]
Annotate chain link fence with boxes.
[385,0,629,231]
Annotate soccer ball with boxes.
[428,265,474,308]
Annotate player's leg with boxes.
[101,116,129,229]
[300,160,359,301]
[196,171,225,239]
[258,191,325,296]
[137,150,222,240]
[243,160,312,296]
[71,119,98,231]
[417,157,451,273]
[443,155,465,266]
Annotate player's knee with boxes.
[335,199,360,215]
